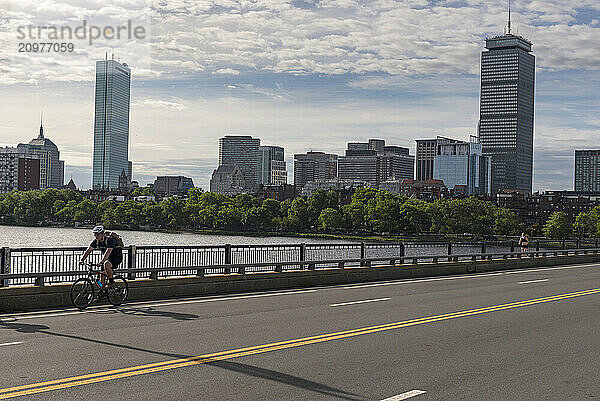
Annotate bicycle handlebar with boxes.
[80,261,103,272]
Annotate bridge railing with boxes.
[2,244,600,287]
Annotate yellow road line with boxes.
[1,287,599,399]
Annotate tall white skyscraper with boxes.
[92,59,131,190]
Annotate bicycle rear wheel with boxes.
[71,278,94,310]
[106,275,128,306]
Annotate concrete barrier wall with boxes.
[2,254,600,313]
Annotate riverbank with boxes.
[0,223,426,243]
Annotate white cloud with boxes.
[213,67,240,74]
[134,98,187,110]
[2,0,599,86]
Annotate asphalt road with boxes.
[1,262,600,400]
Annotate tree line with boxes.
[0,187,592,239]
[0,187,533,237]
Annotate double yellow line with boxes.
[1,287,599,399]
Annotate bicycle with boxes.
[70,262,129,310]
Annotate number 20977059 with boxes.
[18,42,74,52]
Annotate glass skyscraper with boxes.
[258,145,287,185]
[478,23,535,194]
[92,59,131,190]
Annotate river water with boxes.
[0,225,357,248]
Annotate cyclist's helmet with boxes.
[92,225,105,235]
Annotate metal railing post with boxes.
[399,242,405,258]
[510,241,514,253]
[128,245,136,280]
[481,242,486,254]
[360,242,366,266]
[300,243,306,270]
[596,238,599,249]
[0,247,4,287]
[576,239,580,249]
[448,242,452,255]
[225,244,232,274]
[1,247,9,287]
[536,241,540,252]
[562,240,565,250]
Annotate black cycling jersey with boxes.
[90,236,123,265]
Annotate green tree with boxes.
[160,197,187,228]
[73,199,98,223]
[573,212,596,238]
[543,212,572,239]
[113,201,144,226]
[432,198,495,236]
[132,187,155,197]
[286,197,312,230]
[494,208,524,236]
[366,191,402,233]
[398,200,432,234]
[142,202,166,227]
[342,202,366,231]
[215,204,242,231]
[52,200,66,218]
[318,208,346,232]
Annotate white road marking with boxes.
[329,297,391,307]
[341,263,591,290]
[1,262,597,321]
[518,279,549,284]
[381,390,426,400]
[0,342,23,347]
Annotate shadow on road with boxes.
[206,360,365,401]
[0,319,190,359]
[0,320,365,400]
[112,306,199,321]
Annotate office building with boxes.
[338,139,414,188]
[300,179,370,197]
[258,145,287,185]
[210,165,246,196]
[379,145,414,181]
[381,179,449,201]
[92,58,132,190]
[415,137,461,181]
[16,118,64,189]
[0,147,41,192]
[338,148,378,187]
[218,135,260,190]
[293,151,338,192]
[256,184,297,201]
[433,136,491,195]
[478,11,535,194]
[153,176,194,195]
[575,150,600,192]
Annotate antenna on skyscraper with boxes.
[507,0,512,34]
[39,111,44,138]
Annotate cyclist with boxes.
[80,225,122,288]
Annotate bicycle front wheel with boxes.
[107,275,128,306]
[71,278,94,310]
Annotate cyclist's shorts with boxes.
[108,254,122,268]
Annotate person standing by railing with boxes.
[518,232,529,255]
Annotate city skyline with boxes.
[0,1,598,191]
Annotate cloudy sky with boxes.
[0,0,599,191]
